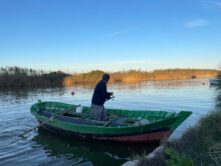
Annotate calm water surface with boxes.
[0,78,217,166]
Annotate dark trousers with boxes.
[91,104,107,121]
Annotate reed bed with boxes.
[0,66,69,89]
[63,69,218,87]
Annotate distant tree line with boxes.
[63,69,219,86]
[0,67,70,89]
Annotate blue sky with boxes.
[0,0,221,72]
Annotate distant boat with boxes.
[31,101,192,144]
[209,78,220,86]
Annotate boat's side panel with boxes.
[41,123,172,143]
[168,111,192,130]
[32,111,178,136]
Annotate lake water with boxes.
[0,78,217,166]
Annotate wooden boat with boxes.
[31,101,192,144]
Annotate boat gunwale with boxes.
[31,110,181,130]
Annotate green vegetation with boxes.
[0,66,70,89]
[138,74,221,166]
[164,147,193,166]
[64,69,218,86]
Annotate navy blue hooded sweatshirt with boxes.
[92,80,111,105]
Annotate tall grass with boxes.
[0,66,69,89]
[63,70,105,86]
[63,69,218,86]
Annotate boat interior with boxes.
[36,104,175,127]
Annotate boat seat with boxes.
[164,112,176,118]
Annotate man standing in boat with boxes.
[91,73,114,121]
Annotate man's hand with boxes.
[109,92,114,96]
[106,92,114,100]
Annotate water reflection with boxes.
[32,128,157,166]
[74,78,208,90]
[0,79,209,103]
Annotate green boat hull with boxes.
[31,101,192,143]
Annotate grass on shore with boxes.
[138,110,221,166]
